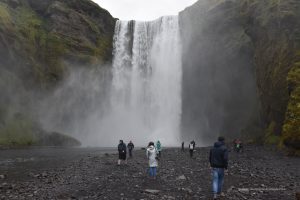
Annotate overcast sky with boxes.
[93,0,198,21]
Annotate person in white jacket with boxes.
[146,142,158,178]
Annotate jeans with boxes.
[149,167,157,177]
[212,168,224,194]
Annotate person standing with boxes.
[156,140,162,158]
[127,141,134,158]
[146,142,158,179]
[117,140,127,166]
[209,136,228,200]
[233,139,243,153]
[181,141,185,152]
[192,140,196,149]
[189,141,194,157]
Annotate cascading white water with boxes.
[105,16,182,146]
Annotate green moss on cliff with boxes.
[0,2,12,29]
[39,33,67,82]
[264,121,280,145]
[95,35,113,62]
[0,114,36,146]
[281,58,300,155]
[14,7,48,85]
[0,0,115,88]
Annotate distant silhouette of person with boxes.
[127,141,134,158]
[233,139,243,153]
[192,140,196,149]
[189,141,194,157]
[156,140,162,158]
[117,140,127,165]
[181,142,185,152]
[209,136,228,200]
[146,142,158,178]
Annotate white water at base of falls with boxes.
[98,16,182,146]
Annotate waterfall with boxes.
[105,16,182,146]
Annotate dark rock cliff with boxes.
[0,0,115,88]
[179,0,260,144]
[0,0,116,146]
[180,0,300,154]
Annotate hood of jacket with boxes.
[214,141,224,148]
[148,145,155,152]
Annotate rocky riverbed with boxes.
[0,145,299,200]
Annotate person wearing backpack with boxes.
[189,141,194,157]
[209,136,228,200]
[146,142,158,179]
[127,141,134,158]
[117,140,127,165]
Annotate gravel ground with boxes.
[0,145,299,199]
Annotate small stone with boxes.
[166,196,175,199]
[227,186,235,193]
[184,188,193,193]
[176,175,186,180]
[144,189,160,194]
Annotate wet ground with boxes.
[0,145,299,199]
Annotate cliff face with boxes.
[241,0,300,154]
[0,0,115,88]
[180,0,300,153]
[0,0,115,146]
[179,0,260,144]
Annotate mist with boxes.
[179,0,261,145]
[36,65,111,146]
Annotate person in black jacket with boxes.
[209,136,228,200]
[118,140,127,165]
[127,141,134,158]
[191,140,196,149]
